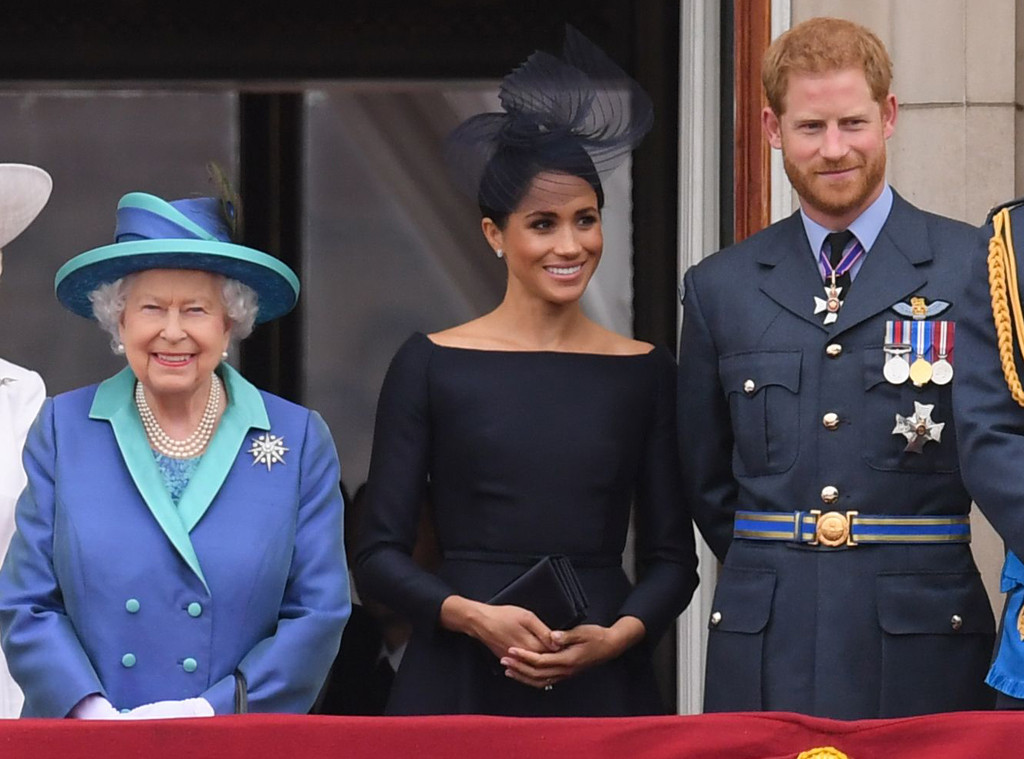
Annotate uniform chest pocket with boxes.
[719,350,801,476]
[860,348,959,473]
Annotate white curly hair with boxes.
[88,272,259,353]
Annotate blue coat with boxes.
[679,192,995,718]
[954,201,1024,700]
[0,364,349,717]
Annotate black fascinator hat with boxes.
[445,26,654,224]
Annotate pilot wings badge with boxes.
[892,296,950,320]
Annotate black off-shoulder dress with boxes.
[355,332,698,716]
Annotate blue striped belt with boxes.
[733,510,971,547]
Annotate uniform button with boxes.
[822,412,840,430]
[710,611,722,627]
[951,614,963,631]
[187,602,203,618]
[120,708,131,714]
[183,657,198,673]
[826,343,843,358]
[125,598,140,614]
[820,485,839,504]
[121,653,136,668]
[743,379,756,394]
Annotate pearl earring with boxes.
[221,350,229,360]
[496,249,504,259]
[115,342,125,355]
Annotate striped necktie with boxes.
[825,230,856,295]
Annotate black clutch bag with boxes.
[487,555,589,630]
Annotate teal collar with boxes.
[89,363,270,590]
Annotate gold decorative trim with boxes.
[797,747,850,759]
[734,529,795,539]
[988,207,1024,407]
[855,516,969,526]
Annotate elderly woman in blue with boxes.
[0,191,349,719]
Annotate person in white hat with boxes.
[0,163,52,719]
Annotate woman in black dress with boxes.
[354,28,698,716]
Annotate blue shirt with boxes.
[801,183,894,281]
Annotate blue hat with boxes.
[55,192,300,324]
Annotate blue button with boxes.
[182,657,198,673]
[121,653,136,668]
[125,598,140,614]
[187,602,202,618]
[120,708,131,714]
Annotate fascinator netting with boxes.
[445,25,654,217]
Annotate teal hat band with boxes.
[55,192,300,324]
[115,193,229,244]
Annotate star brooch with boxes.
[892,402,944,454]
[249,433,289,471]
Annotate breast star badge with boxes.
[814,285,843,325]
[248,433,288,471]
[892,401,944,454]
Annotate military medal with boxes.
[931,321,955,385]
[892,401,945,454]
[908,320,933,387]
[884,350,911,384]
[883,321,911,384]
[909,359,932,386]
[814,284,844,325]
[814,239,864,324]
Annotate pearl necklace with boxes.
[135,375,222,459]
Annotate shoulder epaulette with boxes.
[986,195,1024,225]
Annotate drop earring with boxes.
[496,248,504,259]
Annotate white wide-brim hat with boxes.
[0,164,52,249]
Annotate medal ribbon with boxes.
[886,320,909,346]
[912,320,933,359]
[932,321,955,362]
[819,239,865,282]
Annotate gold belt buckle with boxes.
[809,509,859,547]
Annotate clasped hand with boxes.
[500,622,637,690]
[440,596,646,691]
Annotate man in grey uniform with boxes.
[678,17,994,718]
